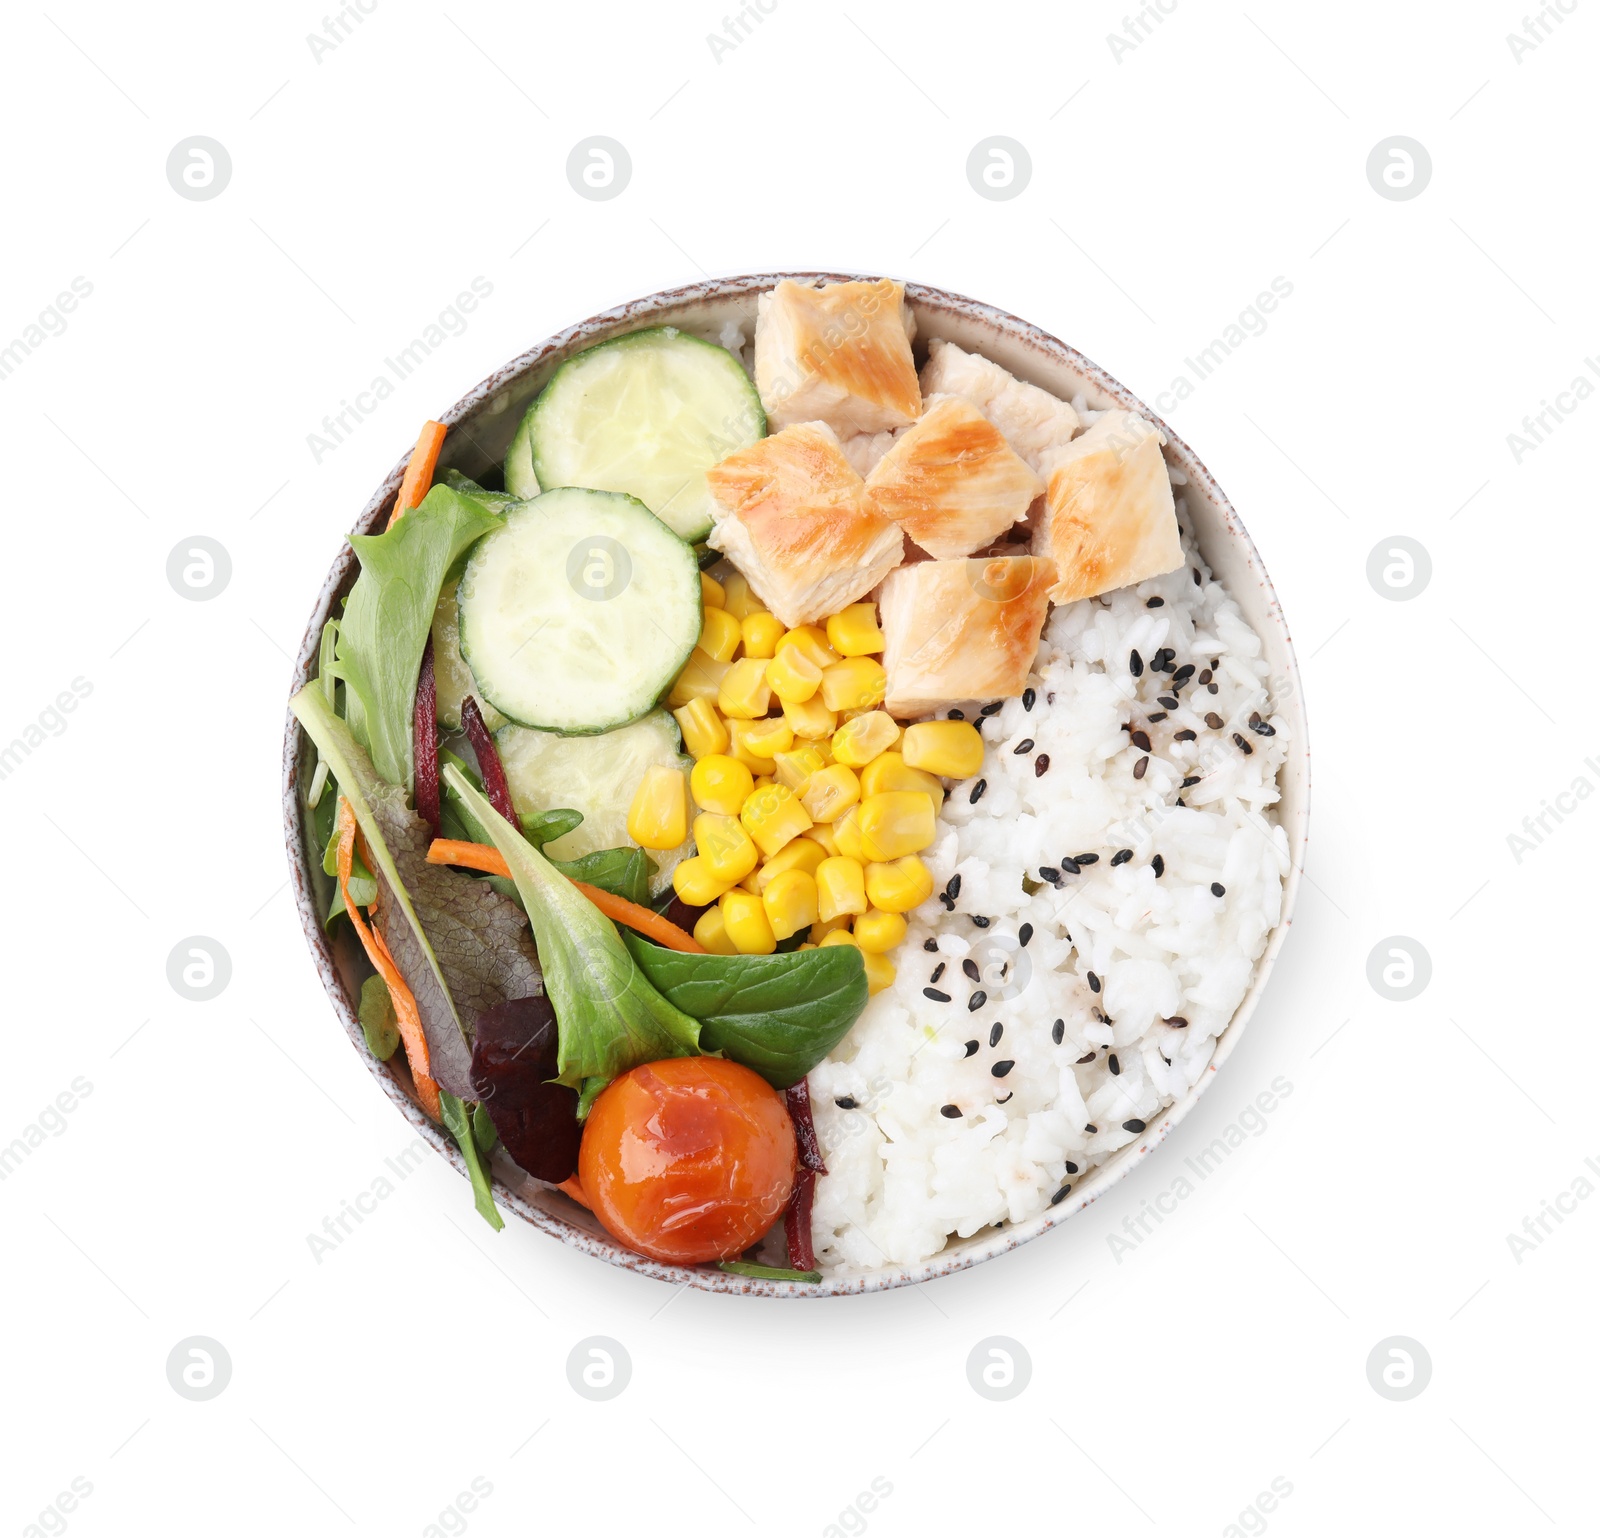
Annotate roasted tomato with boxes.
[579,1058,796,1264]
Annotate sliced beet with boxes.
[413,638,440,836]
[469,994,580,1182]
[660,895,707,936]
[460,694,517,826]
[785,1168,818,1272]
[785,1078,827,1174]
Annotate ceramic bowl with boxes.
[282,273,1310,1297]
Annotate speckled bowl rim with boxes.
[281,273,1310,1298]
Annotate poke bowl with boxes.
[282,273,1309,1296]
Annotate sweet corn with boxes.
[720,570,766,620]
[627,765,688,850]
[825,602,885,657]
[753,774,776,791]
[799,762,861,823]
[762,869,819,941]
[698,605,742,663]
[820,655,887,713]
[820,928,859,948]
[860,750,944,811]
[773,745,827,791]
[775,625,840,671]
[861,950,896,994]
[856,791,936,861]
[739,781,814,857]
[717,657,773,720]
[831,710,899,767]
[690,753,754,816]
[782,693,837,738]
[765,644,823,704]
[754,835,827,892]
[901,719,984,779]
[673,854,734,907]
[699,570,727,610]
[693,905,739,955]
[833,804,867,863]
[815,855,867,920]
[864,855,935,913]
[673,698,729,761]
[853,908,907,953]
[723,722,771,773]
[742,716,793,762]
[804,825,842,859]
[740,611,785,660]
[720,888,776,955]
[798,942,818,951]
[666,648,731,708]
[693,812,759,884]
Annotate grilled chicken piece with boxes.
[864,395,1045,561]
[706,422,905,628]
[755,279,922,436]
[919,339,1080,475]
[879,555,1056,717]
[1034,410,1181,604]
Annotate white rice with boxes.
[809,510,1291,1271]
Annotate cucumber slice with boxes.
[528,327,765,543]
[430,581,506,733]
[457,486,700,734]
[497,709,693,896]
[503,409,541,500]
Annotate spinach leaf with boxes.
[439,1089,503,1231]
[336,483,503,791]
[553,846,656,906]
[358,974,400,1060]
[443,765,700,1090]
[717,1261,822,1283]
[523,807,585,850]
[621,934,867,1090]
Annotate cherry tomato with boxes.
[579,1058,796,1265]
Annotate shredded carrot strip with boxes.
[338,800,441,1119]
[426,838,706,954]
[387,419,447,529]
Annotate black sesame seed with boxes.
[1108,1054,1122,1075]
[1110,848,1133,867]
[1085,1123,1098,1133]
[1146,596,1164,608]
[945,873,962,899]
[1153,647,1174,670]
[835,1096,858,1109]
[1157,695,1179,710]
[1074,853,1099,866]
[992,1059,1014,1078]
[1198,669,1213,684]
[1123,1118,1146,1134]
[1164,1015,1189,1028]
[1129,649,1144,677]
[1205,712,1224,729]
[989,1022,1003,1048]
[1038,866,1061,885]
[1181,775,1200,788]
[1022,687,1036,711]
[923,938,939,952]
[1019,923,1034,947]
[930,961,946,983]
[962,958,981,982]
[1172,664,1195,683]
[947,708,965,720]
[1176,798,1186,807]
[1211,882,1226,897]
[1087,971,1101,993]
[1174,729,1197,742]
[1250,718,1277,737]
[1034,754,1050,777]
[923,987,952,1002]
[1151,854,1165,877]
[1060,855,1081,876]
[1051,1019,1064,1044]
[1233,732,1254,755]
[940,894,955,911]
[1077,1053,1095,1063]
[1064,1160,1079,1174]
[1148,711,1168,723]
[964,1039,979,1057]
[968,991,987,1011]
[1130,729,1152,752]
[980,701,1003,716]
[971,915,991,928]
[1014,738,1035,755]
[940,1104,962,1119]
[1207,682,1219,694]
[1133,755,1149,780]
[969,778,987,805]
[1050,1184,1072,1205]
[1192,567,1201,586]
[1210,658,1220,669]
[996,1093,1014,1105]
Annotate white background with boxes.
[3,1,1595,1534]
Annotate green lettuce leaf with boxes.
[442,765,700,1090]
[439,1089,503,1231]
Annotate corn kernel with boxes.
[804,825,842,859]
[673,854,734,907]
[860,750,944,811]
[753,774,775,791]
[720,570,767,621]
[775,625,841,671]
[738,866,763,893]
[627,765,688,850]
[861,950,896,994]
[693,905,739,955]
[773,745,827,791]
[800,762,861,823]
[825,602,886,657]
[816,856,867,920]
[798,942,818,951]
[754,836,827,892]
[762,869,819,941]
[693,812,759,884]
[765,644,823,704]
[855,791,936,861]
[690,753,754,816]
[722,722,769,773]
[720,888,776,954]
[831,710,900,767]
[740,611,785,660]
[810,912,854,943]
[901,720,985,779]
[742,716,793,762]
[820,655,887,713]
[717,657,773,720]
[698,605,742,663]
[833,804,867,863]
[739,781,814,857]
[673,698,729,761]
[666,648,731,708]
[820,928,859,948]
[699,570,727,610]
[864,855,935,913]
[782,693,837,738]
[854,908,908,953]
